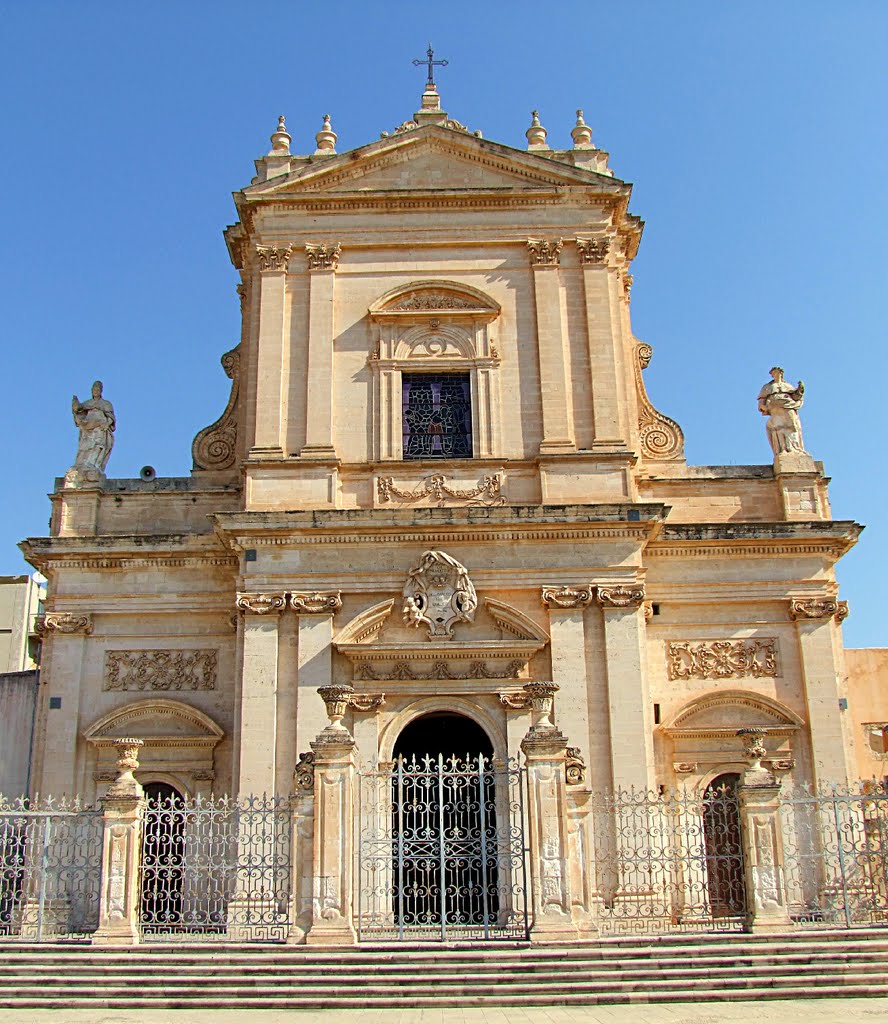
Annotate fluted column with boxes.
[301,244,340,459]
[250,245,292,458]
[528,239,575,455]
[235,592,286,795]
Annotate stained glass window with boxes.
[402,373,473,460]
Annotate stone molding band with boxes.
[236,591,342,615]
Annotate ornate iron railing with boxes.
[139,793,292,942]
[0,797,103,941]
[780,782,888,928]
[356,755,530,941]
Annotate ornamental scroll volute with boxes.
[192,345,241,472]
[402,550,478,639]
[634,341,684,461]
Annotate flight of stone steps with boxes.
[1,928,888,1009]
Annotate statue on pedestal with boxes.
[70,381,115,480]
[757,367,806,457]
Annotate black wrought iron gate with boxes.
[357,754,530,941]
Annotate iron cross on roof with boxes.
[412,44,448,87]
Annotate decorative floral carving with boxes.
[635,342,684,461]
[236,592,287,615]
[294,751,315,791]
[192,345,240,471]
[673,762,699,774]
[255,245,293,272]
[42,612,92,635]
[527,238,563,266]
[390,293,480,311]
[790,599,839,620]
[541,586,593,609]
[575,237,609,265]
[667,639,778,681]
[348,694,385,712]
[290,592,343,615]
[565,747,586,785]
[402,550,478,639]
[596,586,646,609]
[104,649,217,692]
[359,659,523,682]
[835,601,850,624]
[738,727,768,764]
[378,474,505,507]
[305,243,341,271]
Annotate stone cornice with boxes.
[647,521,862,561]
[20,535,237,574]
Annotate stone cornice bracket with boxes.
[575,236,609,265]
[789,598,839,621]
[596,585,645,609]
[294,751,315,791]
[236,592,287,615]
[255,245,293,272]
[41,611,93,635]
[290,592,343,615]
[305,243,342,271]
[541,585,593,610]
[527,238,562,267]
[348,694,385,712]
[565,747,586,785]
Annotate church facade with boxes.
[17,81,875,942]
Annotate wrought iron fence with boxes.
[140,792,293,942]
[780,782,888,928]
[591,781,747,935]
[0,797,103,941]
[356,755,530,941]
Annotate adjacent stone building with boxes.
[16,81,879,940]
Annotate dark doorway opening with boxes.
[140,781,185,930]
[702,773,747,918]
[392,712,499,932]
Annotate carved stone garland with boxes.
[402,550,478,639]
[378,473,505,507]
[634,342,684,461]
[192,345,240,471]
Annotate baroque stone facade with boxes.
[16,79,874,944]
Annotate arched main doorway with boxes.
[702,773,746,918]
[356,710,529,941]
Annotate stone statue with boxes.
[71,381,115,476]
[757,367,806,456]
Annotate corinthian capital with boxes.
[305,243,341,271]
[541,585,593,610]
[255,245,293,272]
[789,598,839,621]
[236,592,287,615]
[575,236,609,265]
[596,585,645,609]
[527,238,562,266]
[41,611,93,635]
[290,592,343,615]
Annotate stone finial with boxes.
[523,681,559,729]
[526,110,549,151]
[571,109,593,148]
[318,684,355,732]
[269,115,291,155]
[314,114,337,156]
[106,737,143,798]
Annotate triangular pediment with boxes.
[245,127,626,199]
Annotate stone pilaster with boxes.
[596,585,655,791]
[790,599,852,786]
[528,240,575,455]
[301,244,340,459]
[235,592,286,795]
[250,245,292,458]
[93,739,145,946]
[521,710,584,941]
[293,592,341,756]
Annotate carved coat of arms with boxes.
[402,550,477,639]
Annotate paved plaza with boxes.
[9,998,888,1024]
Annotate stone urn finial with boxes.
[314,113,337,155]
[523,682,559,729]
[269,114,291,155]
[106,737,144,798]
[318,684,355,732]
[526,110,549,151]
[571,108,593,148]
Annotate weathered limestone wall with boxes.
[845,647,888,781]
[0,670,38,798]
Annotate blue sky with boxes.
[1,2,886,646]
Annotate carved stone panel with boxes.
[104,650,218,692]
[667,639,778,681]
[402,550,478,639]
